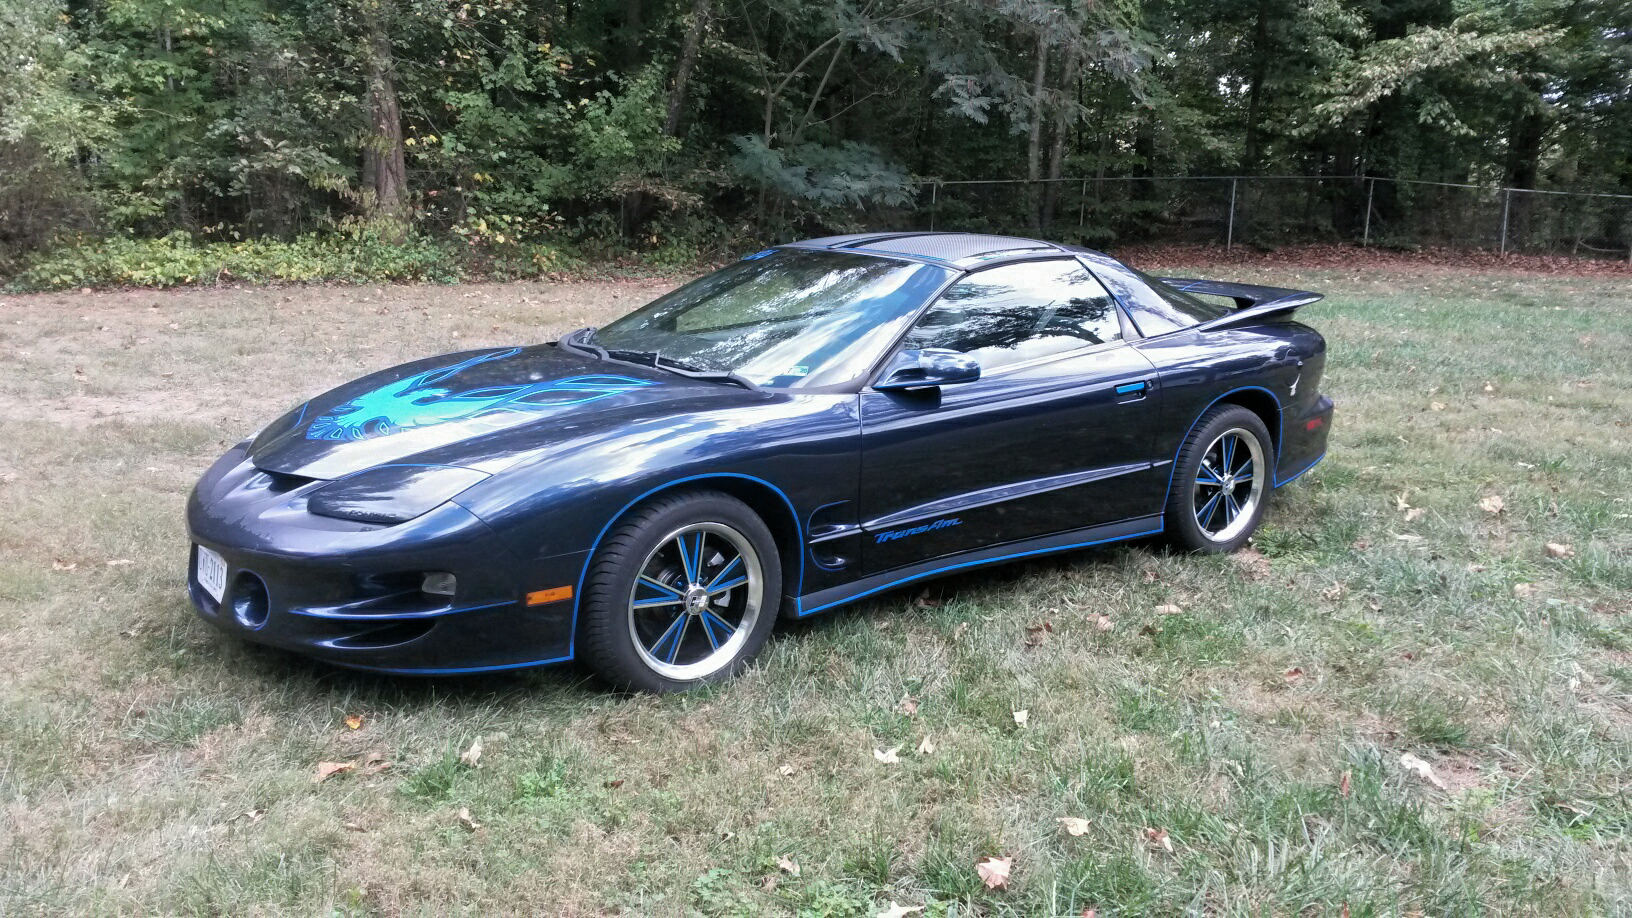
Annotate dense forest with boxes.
[1,0,1629,278]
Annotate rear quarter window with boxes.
[1080,256,1231,336]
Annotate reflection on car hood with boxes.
[248,345,730,479]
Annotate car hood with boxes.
[248,344,736,480]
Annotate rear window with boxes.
[1081,255,1231,335]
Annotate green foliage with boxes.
[0,0,1627,279]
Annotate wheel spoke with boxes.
[708,575,748,595]
[675,533,701,583]
[646,612,686,659]
[632,596,684,609]
[1196,492,1223,529]
[698,611,722,650]
[1221,435,1236,472]
[636,575,683,599]
[705,555,743,592]
[1197,461,1223,485]
[665,615,691,664]
[1232,454,1253,479]
[701,608,738,644]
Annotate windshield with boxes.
[590,249,954,388]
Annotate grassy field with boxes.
[0,263,1628,916]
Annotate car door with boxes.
[857,259,1167,575]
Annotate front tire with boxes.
[580,490,782,693]
[1164,405,1273,553]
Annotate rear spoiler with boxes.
[1159,277,1323,331]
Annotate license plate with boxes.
[195,545,228,603]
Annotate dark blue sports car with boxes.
[188,233,1332,691]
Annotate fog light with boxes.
[422,572,457,596]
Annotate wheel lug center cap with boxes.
[684,585,709,615]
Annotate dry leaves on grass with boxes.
[1399,753,1447,790]
[873,746,902,765]
[313,762,354,784]
[777,855,800,877]
[1545,542,1576,559]
[1405,507,1426,523]
[1012,709,1029,727]
[1057,817,1092,836]
[459,736,483,768]
[1232,547,1271,580]
[456,807,481,831]
[975,856,1012,890]
[51,559,77,572]
[1091,614,1114,631]
[876,903,923,918]
[1144,827,1174,853]
[1513,583,1537,598]
[1339,770,1352,797]
[1479,495,1506,515]
[777,763,796,777]
[916,735,936,756]
[896,695,919,716]
[343,714,363,730]
[1154,603,1183,616]
[1283,667,1305,684]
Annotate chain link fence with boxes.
[856,175,1632,261]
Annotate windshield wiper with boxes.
[603,348,762,392]
[556,327,609,362]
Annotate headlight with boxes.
[307,464,490,525]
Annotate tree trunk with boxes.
[1503,87,1548,252]
[662,0,711,138]
[1041,41,1081,230]
[361,1,407,240]
[1025,31,1049,229]
[1240,0,1271,172]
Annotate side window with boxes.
[901,260,1123,373]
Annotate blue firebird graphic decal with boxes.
[305,348,653,442]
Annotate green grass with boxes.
[0,266,1628,914]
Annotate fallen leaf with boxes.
[1467,563,1489,573]
[916,735,936,756]
[774,854,800,877]
[1395,492,1412,511]
[359,756,392,777]
[242,808,266,823]
[876,902,924,918]
[1320,584,1344,601]
[1478,495,1505,515]
[1284,667,1305,684]
[1404,507,1426,523]
[914,588,940,608]
[1092,614,1114,631]
[1144,827,1174,853]
[975,856,1012,890]
[1483,381,1494,393]
[777,763,796,777]
[52,559,77,572]
[1545,542,1575,559]
[459,736,483,768]
[1399,753,1447,790]
[874,745,902,765]
[313,762,354,784]
[897,695,919,716]
[1232,547,1271,580]
[952,622,970,642]
[344,714,363,730]
[1138,623,1162,637]
[1153,603,1183,616]
[1339,770,1352,797]
[1513,583,1537,598]
[106,559,135,566]
[1141,569,1158,584]
[1057,816,1091,836]
[604,779,624,789]
[1012,709,1029,727]
[1430,401,1445,411]
[342,822,367,832]
[456,807,481,831]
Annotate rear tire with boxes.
[1164,405,1274,553]
[580,490,782,693]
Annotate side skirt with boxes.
[796,514,1163,618]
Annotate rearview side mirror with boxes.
[873,348,981,392]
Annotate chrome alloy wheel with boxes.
[627,521,763,681]
[1192,427,1267,543]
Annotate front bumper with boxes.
[186,445,586,673]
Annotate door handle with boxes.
[1115,380,1149,401]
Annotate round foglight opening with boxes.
[231,573,271,630]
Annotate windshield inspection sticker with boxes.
[783,365,811,377]
[875,517,962,544]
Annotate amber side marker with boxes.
[526,586,574,606]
